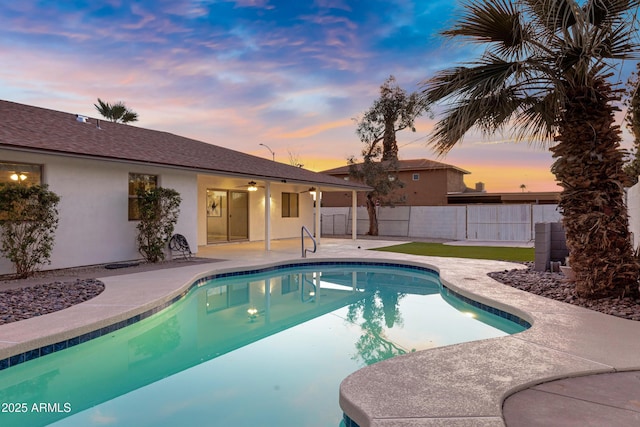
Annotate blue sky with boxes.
[2,0,634,192]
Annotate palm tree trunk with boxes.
[551,80,640,299]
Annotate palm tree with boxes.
[94,98,139,123]
[422,0,640,299]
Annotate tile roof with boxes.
[0,100,369,191]
[320,158,470,175]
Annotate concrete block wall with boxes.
[534,222,569,271]
[550,222,569,262]
[408,206,466,240]
[534,223,552,271]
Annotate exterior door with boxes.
[207,189,248,243]
[228,191,248,241]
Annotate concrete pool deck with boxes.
[0,238,639,426]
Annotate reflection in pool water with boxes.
[0,263,527,427]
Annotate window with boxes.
[282,192,299,218]
[128,173,157,220]
[0,162,42,185]
[412,173,420,181]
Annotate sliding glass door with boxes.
[207,189,249,243]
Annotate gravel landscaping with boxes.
[0,279,105,325]
[489,263,640,321]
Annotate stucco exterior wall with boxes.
[0,150,197,274]
[268,184,316,239]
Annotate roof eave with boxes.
[0,144,372,191]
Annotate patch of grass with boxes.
[372,242,534,262]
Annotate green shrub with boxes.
[0,183,60,278]
[136,187,181,263]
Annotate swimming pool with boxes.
[0,261,529,426]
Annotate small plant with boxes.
[136,187,181,263]
[0,183,60,278]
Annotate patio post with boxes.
[352,190,357,240]
[265,181,271,251]
[315,186,321,245]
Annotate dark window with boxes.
[282,192,299,218]
[412,173,420,181]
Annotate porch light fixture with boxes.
[247,181,258,192]
[309,187,321,201]
[10,172,27,182]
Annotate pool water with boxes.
[0,263,527,427]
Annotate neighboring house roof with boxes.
[320,158,470,175]
[0,100,369,191]
[447,191,560,204]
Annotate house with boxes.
[0,100,369,275]
[320,158,470,207]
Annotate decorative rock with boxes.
[0,280,105,325]
[488,263,640,322]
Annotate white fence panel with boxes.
[378,206,411,236]
[321,213,348,235]
[408,206,466,240]
[321,204,560,242]
[533,204,562,224]
[466,205,533,241]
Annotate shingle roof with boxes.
[0,100,369,191]
[320,158,470,175]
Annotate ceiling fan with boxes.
[300,186,319,194]
[236,181,265,191]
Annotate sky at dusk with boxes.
[1,1,636,192]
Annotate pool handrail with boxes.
[301,225,317,258]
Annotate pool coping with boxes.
[338,253,640,427]
[1,246,638,426]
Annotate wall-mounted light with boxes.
[247,181,258,192]
[308,187,322,201]
[10,172,27,182]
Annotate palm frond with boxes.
[592,22,640,60]
[94,98,113,120]
[444,0,529,57]
[585,0,640,26]
[522,0,578,31]
[513,93,560,144]
[422,57,519,104]
[428,88,526,154]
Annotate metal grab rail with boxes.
[301,225,317,258]
[300,274,316,303]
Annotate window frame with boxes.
[128,173,158,221]
[412,173,420,181]
[0,162,43,186]
[281,192,299,218]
